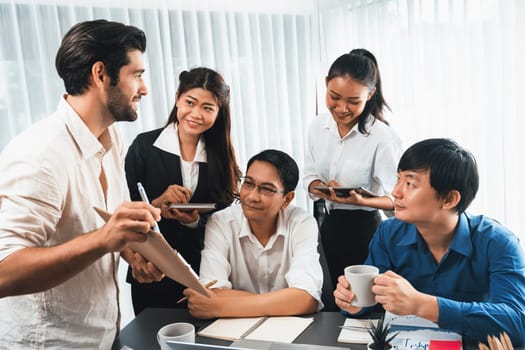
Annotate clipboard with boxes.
[93,207,210,298]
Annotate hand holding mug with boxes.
[334,275,363,314]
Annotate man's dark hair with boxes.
[246,149,299,194]
[398,138,479,213]
[55,19,146,95]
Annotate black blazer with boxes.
[124,127,212,286]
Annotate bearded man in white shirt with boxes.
[0,20,163,349]
[183,149,323,318]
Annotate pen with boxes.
[137,182,160,233]
[338,325,372,331]
[176,279,217,304]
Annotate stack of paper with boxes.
[337,319,377,344]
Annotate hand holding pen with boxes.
[137,182,161,232]
[176,280,218,304]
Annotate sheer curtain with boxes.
[317,0,525,248]
[0,0,316,205]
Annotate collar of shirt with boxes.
[322,113,374,140]
[153,122,207,163]
[448,213,474,257]
[237,209,287,249]
[59,96,113,159]
[396,213,473,258]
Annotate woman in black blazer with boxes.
[125,67,240,314]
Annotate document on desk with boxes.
[93,207,209,297]
[197,316,314,343]
[384,312,462,350]
[337,318,377,344]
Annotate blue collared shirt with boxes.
[364,213,525,344]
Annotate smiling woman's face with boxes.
[325,75,374,136]
[176,87,219,138]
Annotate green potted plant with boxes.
[367,317,399,350]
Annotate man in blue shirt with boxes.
[334,138,525,344]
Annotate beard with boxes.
[107,85,138,122]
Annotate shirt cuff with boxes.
[181,215,200,229]
[436,297,461,330]
[340,305,372,317]
[305,179,323,201]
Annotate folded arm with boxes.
[185,287,318,319]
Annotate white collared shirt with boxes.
[153,123,207,194]
[199,204,324,310]
[0,97,129,349]
[303,113,402,211]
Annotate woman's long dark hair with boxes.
[166,67,241,203]
[326,48,390,134]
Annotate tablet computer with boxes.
[168,203,216,213]
[313,186,378,198]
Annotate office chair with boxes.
[314,199,338,311]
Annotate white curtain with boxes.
[318,0,525,247]
[0,0,317,207]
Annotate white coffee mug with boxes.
[344,264,379,307]
[157,322,195,350]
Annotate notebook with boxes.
[197,316,314,343]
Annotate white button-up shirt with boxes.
[303,113,402,211]
[0,97,129,349]
[153,122,207,194]
[199,204,324,310]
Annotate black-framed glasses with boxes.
[240,176,285,196]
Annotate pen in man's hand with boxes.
[176,280,217,304]
[137,182,160,232]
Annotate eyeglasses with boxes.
[240,177,285,196]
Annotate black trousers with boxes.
[320,209,381,291]
[131,278,188,315]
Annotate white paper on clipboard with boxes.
[93,207,210,298]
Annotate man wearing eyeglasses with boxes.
[182,149,323,318]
